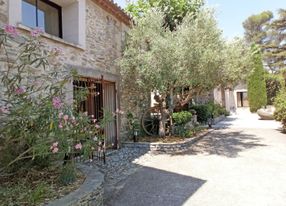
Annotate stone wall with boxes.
[0,0,7,23]
[0,0,128,74]
[0,0,135,142]
[122,129,212,153]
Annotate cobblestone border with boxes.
[47,164,104,206]
[122,129,214,153]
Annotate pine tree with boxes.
[265,9,286,71]
[243,9,286,72]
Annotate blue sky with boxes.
[115,0,286,39]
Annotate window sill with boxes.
[17,24,85,51]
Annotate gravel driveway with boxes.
[106,109,286,206]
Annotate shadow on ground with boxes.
[105,166,206,206]
[173,129,267,158]
[212,116,237,129]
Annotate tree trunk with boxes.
[158,102,167,137]
[221,86,226,107]
[169,88,174,135]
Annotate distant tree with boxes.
[247,45,267,112]
[243,9,286,72]
[125,0,204,31]
[243,11,273,45]
[265,9,286,71]
[220,38,254,87]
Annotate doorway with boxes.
[237,92,249,107]
[73,77,118,148]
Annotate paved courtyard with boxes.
[105,109,286,206]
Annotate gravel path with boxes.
[104,109,286,206]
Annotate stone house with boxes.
[213,83,249,113]
[0,0,131,148]
[192,82,249,113]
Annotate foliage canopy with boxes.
[120,9,253,136]
[126,0,204,30]
[243,9,286,72]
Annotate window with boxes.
[22,0,62,38]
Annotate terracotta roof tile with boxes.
[93,0,132,26]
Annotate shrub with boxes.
[189,105,211,123]
[173,111,193,125]
[265,74,283,105]
[207,103,229,117]
[274,89,286,131]
[174,125,188,137]
[247,47,267,112]
[0,26,119,176]
[126,111,141,138]
[58,163,77,186]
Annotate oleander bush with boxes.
[0,25,117,177]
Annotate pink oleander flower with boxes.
[116,108,124,115]
[92,119,97,123]
[58,112,63,118]
[52,147,59,153]
[15,87,25,95]
[75,143,82,150]
[0,107,9,114]
[52,97,62,109]
[4,25,18,37]
[95,124,100,129]
[71,117,77,125]
[50,142,59,153]
[52,142,58,148]
[58,123,63,129]
[63,115,69,121]
[30,27,42,37]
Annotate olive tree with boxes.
[120,9,252,137]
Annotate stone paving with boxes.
[93,147,154,204]
[102,109,286,206]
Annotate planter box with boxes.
[122,129,213,153]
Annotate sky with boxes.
[114,0,286,39]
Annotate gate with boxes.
[73,77,118,148]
